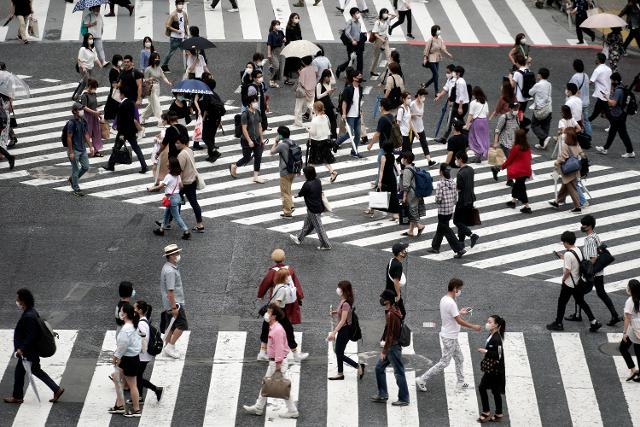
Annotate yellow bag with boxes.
[488,147,506,166]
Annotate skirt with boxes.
[118,355,140,377]
[308,139,335,165]
[468,117,490,158]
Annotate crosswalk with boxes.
[2,80,640,294]
[0,327,637,426]
[0,0,569,45]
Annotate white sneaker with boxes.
[227,8,239,12]
[534,144,545,150]
[542,136,551,149]
[621,152,636,158]
[595,146,608,155]
[289,234,301,245]
[164,344,180,359]
[379,340,385,348]
[243,404,264,415]
[581,201,590,208]
[293,351,309,362]
[415,378,427,392]
[257,351,269,361]
[279,410,299,419]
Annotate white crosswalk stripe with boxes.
[0,0,570,45]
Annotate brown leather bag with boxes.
[260,370,291,400]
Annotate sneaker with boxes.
[605,127,610,132]
[227,7,239,12]
[392,400,410,406]
[589,320,603,332]
[621,152,636,158]
[182,232,191,240]
[317,246,332,251]
[155,387,163,402]
[164,344,179,359]
[350,150,363,159]
[570,207,582,213]
[491,166,499,181]
[370,395,388,403]
[454,249,466,259]
[428,160,437,167]
[293,351,309,362]
[506,201,516,209]
[379,340,385,348]
[243,404,264,415]
[289,234,301,245]
[534,144,545,150]
[73,190,85,197]
[470,234,479,248]
[279,411,300,419]
[595,146,607,155]
[520,206,532,214]
[581,201,590,208]
[607,316,623,326]
[546,322,564,331]
[415,378,427,392]
[548,201,559,209]
[542,136,551,149]
[257,351,269,361]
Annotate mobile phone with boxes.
[553,251,561,259]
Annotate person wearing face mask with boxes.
[619,279,640,383]
[186,48,209,80]
[570,0,596,45]
[453,151,479,253]
[244,304,299,419]
[270,126,297,218]
[114,281,136,336]
[159,244,189,358]
[336,8,366,77]
[104,55,123,122]
[588,53,612,124]
[401,152,427,236]
[230,95,266,183]
[397,92,412,153]
[429,164,466,255]
[294,56,316,127]
[507,33,532,70]
[334,69,364,158]
[3,288,65,405]
[369,8,393,77]
[169,92,191,127]
[83,7,106,66]
[79,79,103,157]
[595,72,635,158]
[267,20,286,88]
[284,13,303,85]
[422,25,452,93]
[133,301,163,404]
[444,119,467,169]
[491,102,519,169]
[492,129,533,214]
[142,52,171,124]
[290,166,332,249]
[139,37,155,71]
[327,281,365,380]
[162,0,190,73]
[389,0,414,39]
[465,86,490,163]
[416,278,481,392]
[73,32,102,102]
[65,102,93,197]
[476,315,506,423]
[434,63,457,142]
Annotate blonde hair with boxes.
[273,268,290,285]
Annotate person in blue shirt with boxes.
[65,102,93,196]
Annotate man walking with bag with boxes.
[65,102,93,197]
[453,151,478,255]
[270,126,298,218]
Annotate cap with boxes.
[71,102,84,111]
[392,242,409,256]
[380,289,396,303]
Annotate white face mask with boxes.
[336,288,343,297]
[176,4,184,11]
[437,30,442,36]
[445,72,452,79]
[88,39,94,46]
[420,96,426,102]
[455,289,461,297]
[131,289,136,299]
[293,18,300,24]
[485,323,492,331]
[119,311,125,320]
[382,14,388,20]
[521,38,526,44]
[275,25,281,31]
[627,287,632,296]
[117,61,123,67]
[263,312,271,323]
[245,67,253,75]
[145,42,152,48]
[78,110,85,118]
[175,254,181,263]
[251,101,259,109]
[354,13,361,20]
[565,90,571,97]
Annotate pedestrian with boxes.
[546,231,603,332]
[256,249,306,360]
[452,65,470,127]
[528,67,553,150]
[334,69,364,158]
[10,0,32,44]
[185,48,209,80]
[152,114,169,184]
[492,129,533,213]
[284,13,303,85]
[429,163,466,255]
[65,102,93,197]
[444,119,467,168]
[369,8,393,77]
[133,301,163,404]
[397,91,412,152]
[422,25,453,92]
[564,83,583,126]
[570,0,596,44]
[108,302,142,417]
[416,278,481,392]
[169,92,191,126]
[294,56,316,127]
[366,97,394,196]
[161,0,189,73]
[114,281,135,336]
[401,152,426,236]
[139,36,155,71]
[266,20,285,88]
[489,81,515,121]
[465,86,490,162]
[569,59,591,136]
[290,165,332,250]
[371,289,409,406]
[453,151,479,254]
[199,73,223,163]
[595,72,635,158]
[159,243,189,358]
[588,53,611,124]
[243,304,299,419]
[162,110,190,160]
[104,54,123,122]
[79,79,103,157]
[434,63,457,142]
[244,69,268,131]
[269,126,297,218]
[0,95,16,169]
[604,28,624,72]
[83,7,105,66]
[327,280,366,380]
[389,0,413,39]
[148,157,190,239]
[106,0,134,16]
[376,142,400,221]
[549,128,583,212]
[619,279,640,382]
[3,289,65,405]
[73,33,102,101]
[554,105,582,149]
[493,102,520,159]
[507,33,532,70]
[619,0,640,53]
[315,70,338,142]
[476,315,506,423]
[306,101,337,180]
[409,88,436,166]
[336,8,365,77]
[209,0,238,12]
[142,52,171,124]
[509,54,531,118]
[229,95,266,183]
[175,137,204,233]
[312,48,333,83]
[384,62,405,111]
[118,55,144,108]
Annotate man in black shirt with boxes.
[386,242,408,318]
[453,151,478,254]
[445,120,467,169]
[119,55,143,106]
[162,111,190,159]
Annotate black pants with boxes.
[337,45,364,75]
[512,176,528,203]
[479,374,503,414]
[326,104,338,139]
[410,130,430,156]
[432,214,463,252]
[574,276,619,319]
[13,357,60,400]
[604,112,633,154]
[210,0,237,7]
[235,142,263,172]
[589,98,609,122]
[202,116,221,160]
[531,113,552,145]
[335,326,359,373]
[390,10,412,35]
[619,338,640,370]
[136,360,158,398]
[453,202,473,242]
[442,103,469,141]
[181,181,202,223]
[108,134,147,170]
[0,146,14,160]
[555,284,594,324]
[401,135,411,153]
[260,312,298,350]
[575,13,595,43]
[623,28,640,50]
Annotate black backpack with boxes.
[141,319,164,356]
[202,93,227,118]
[349,306,362,342]
[61,120,71,148]
[567,249,594,294]
[387,75,402,109]
[620,85,638,116]
[234,114,242,138]
[284,140,304,174]
[516,69,536,99]
[397,319,412,347]
[35,316,58,358]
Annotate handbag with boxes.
[487,147,505,166]
[142,79,153,98]
[321,192,333,212]
[368,32,377,43]
[471,207,481,226]
[295,81,306,99]
[260,370,291,400]
[161,177,180,208]
[99,120,110,140]
[9,112,17,129]
[111,141,132,165]
[480,357,500,375]
[369,191,390,210]
[422,39,433,68]
[193,117,203,141]
[398,203,410,225]
[561,154,582,175]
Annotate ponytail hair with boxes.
[490,314,506,338]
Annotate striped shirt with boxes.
[583,232,604,277]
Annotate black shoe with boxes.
[332,143,338,154]
[336,68,342,80]
[406,33,415,39]
[336,6,344,12]
[361,136,369,145]
[8,156,15,170]
[192,144,204,150]
[570,207,582,213]
[506,179,514,187]
[350,150,363,158]
[102,165,115,172]
[427,248,440,254]
[470,234,479,248]
[435,137,446,144]
[506,201,516,209]
[589,321,602,332]
[360,78,367,83]
[454,249,466,259]
[564,313,582,322]
[607,316,623,327]
[153,228,165,236]
[139,168,148,174]
[520,206,532,214]
[370,72,380,77]
[182,232,191,240]
[370,395,388,403]
[546,322,564,331]
[548,201,559,209]
[392,400,410,406]
[155,387,163,402]
[491,166,499,181]
[428,160,437,167]
[154,221,171,230]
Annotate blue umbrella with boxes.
[172,79,213,95]
[73,0,108,13]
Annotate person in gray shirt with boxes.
[336,7,365,77]
[159,244,188,359]
[270,126,297,218]
[229,95,267,183]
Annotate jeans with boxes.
[424,61,440,93]
[181,181,202,223]
[531,113,552,145]
[619,338,640,370]
[555,283,595,324]
[335,116,360,153]
[69,149,90,191]
[335,326,359,373]
[577,181,586,206]
[235,142,264,172]
[479,373,503,414]
[604,112,633,154]
[419,336,465,384]
[13,357,60,400]
[108,134,147,170]
[432,214,463,252]
[162,37,184,67]
[581,105,592,136]
[375,344,409,403]
[163,194,188,232]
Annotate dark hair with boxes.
[119,302,136,323]
[455,65,465,77]
[378,8,388,19]
[277,126,290,139]
[445,63,456,72]
[561,105,573,120]
[111,54,123,66]
[472,86,486,104]
[415,88,428,97]
[452,119,464,132]
[515,53,527,66]
[338,280,354,306]
[400,91,411,103]
[123,54,133,62]
[455,151,468,163]
[448,278,463,292]
[320,69,332,82]
[501,81,515,103]
[253,52,264,62]
[246,94,258,105]
[269,19,280,32]
[135,300,152,319]
[628,279,640,313]
[566,82,578,95]
[87,78,98,90]
[561,230,577,245]
[142,36,155,52]
[382,141,394,155]
[119,281,134,298]
[573,59,585,73]
[388,62,401,75]
[166,110,179,122]
[514,128,529,151]
[489,315,506,338]
[581,214,596,229]
[611,72,622,83]
[431,24,441,37]
[168,156,182,176]
[17,288,34,308]
[149,52,160,67]
[440,162,451,179]
[403,151,415,164]
[349,7,359,16]
[564,127,578,146]
[596,52,607,64]
[188,48,197,57]
[190,26,200,37]
[287,12,300,27]
[301,55,312,66]
[315,45,325,57]
[82,32,94,49]
[538,68,550,80]
[514,32,526,46]
[267,303,284,321]
[380,97,393,112]
[303,165,317,181]
[390,50,400,64]
[251,69,263,78]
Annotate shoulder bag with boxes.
[186,151,206,190]
[161,176,181,207]
[422,38,434,68]
[112,140,132,165]
[261,370,291,399]
[533,84,552,120]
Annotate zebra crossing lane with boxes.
[204,0,225,40]
[470,0,513,45]
[503,332,542,427]
[442,332,478,427]
[202,331,247,427]
[11,330,78,427]
[270,0,292,25]
[505,0,552,46]
[264,331,303,425]
[0,330,16,387]
[385,335,419,427]
[606,277,640,294]
[31,0,50,42]
[608,333,640,426]
[551,333,603,427]
[60,2,82,41]
[439,0,478,44]
[305,1,335,41]
[408,1,434,44]
[77,331,117,427]
[326,340,359,427]
[138,331,191,426]
[134,0,154,41]
[12,85,110,109]
[238,0,262,40]
[545,257,640,288]
[371,0,406,42]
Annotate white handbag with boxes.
[321,192,332,212]
[369,191,390,209]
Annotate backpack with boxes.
[466,83,473,101]
[140,319,164,356]
[620,85,638,116]
[384,115,403,149]
[61,120,71,148]
[203,92,227,118]
[272,266,297,305]
[397,317,411,347]
[387,75,402,109]
[410,167,433,198]
[284,140,304,174]
[567,249,594,294]
[348,305,362,342]
[234,114,242,138]
[35,316,58,358]
[516,69,536,99]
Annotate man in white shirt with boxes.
[415,278,481,392]
[528,67,553,149]
[588,53,611,124]
[547,231,602,332]
[569,59,591,136]
[565,83,583,122]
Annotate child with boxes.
[147,157,191,240]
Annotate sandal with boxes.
[490,414,504,422]
[401,232,415,237]
[417,227,425,236]
[330,171,338,183]
[477,412,492,423]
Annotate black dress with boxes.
[284,25,302,79]
[379,153,400,214]
[479,333,506,393]
[315,83,337,139]
[11,0,32,17]
[104,67,120,121]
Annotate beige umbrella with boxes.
[280,40,321,59]
[580,13,628,29]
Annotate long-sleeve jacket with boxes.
[114,323,142,358]
[257,263,305,324]
[481,332,506,393]
[383,306,403,353]
[267,321,289,363]
[14,308,41,359]
[456,165,476,206]
[619,2,640,28]
[555,142,583,184]
[500,144,532,180]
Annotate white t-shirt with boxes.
[137,317,153,362]
[625,297,640,343]
[513,67,528,102]
[187,54,206,78]
[558,117,579,131]
[439,295,460,339]
[565,95,583,122]
[468,100,488,119]
[590,64,612,101]
[163,174,181,195]
[372,19,389,37]
[455,77,469,104]
[78,47,97,70]
[396,0,411,11]
[409,100,424,133]
[347,86,360,118]
[308,114,331,141]
[397,104,411,136]
[563,247,583,287]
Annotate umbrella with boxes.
[0,71,30,100]
[580,13,627,29]
[181,37,216,50]
[21,358,41,403]
[280,40,321,59]
[172,79,213,95]
[73,0,108,12]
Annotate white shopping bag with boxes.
[369,191,390,209]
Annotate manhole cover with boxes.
[599,341,624,356]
